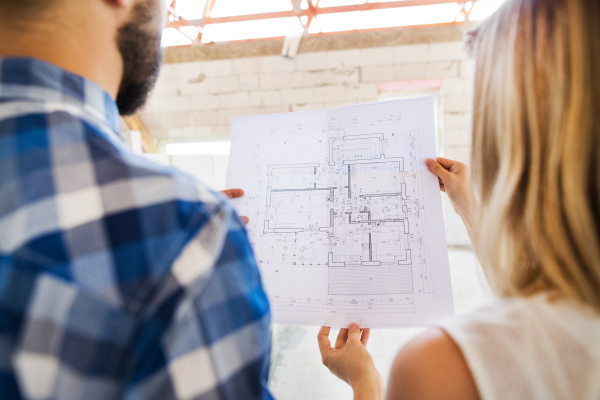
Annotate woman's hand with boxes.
[426,157,482,257]
[318,324,384,400]
[426,157,472,226]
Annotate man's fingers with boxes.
[221,188,245,199]
[221,190,248,224]
[348,323,362,342]
[335,328,349,349]
[426,159,452,182]
[361,328,371,346]
[318,327,333,353]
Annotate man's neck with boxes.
[0,20,123,99]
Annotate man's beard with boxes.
[116,1,163,116]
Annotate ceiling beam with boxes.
[465,0,478,19]
[122,116,160,154]
[204,0,217,18]
[186,0,464,26]
[165,0,470,45]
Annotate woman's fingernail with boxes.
[426,159,433,167]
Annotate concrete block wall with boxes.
[140,41,474,245]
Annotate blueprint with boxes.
[226,97,454,328]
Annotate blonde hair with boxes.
[469,0,600,311]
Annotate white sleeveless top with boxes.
[438,294,600,400]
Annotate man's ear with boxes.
[104,0,134,9]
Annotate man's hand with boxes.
[221,189,249,225]
[318,324,384,400]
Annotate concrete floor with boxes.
[268,248,493,399]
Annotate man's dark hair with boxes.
[0,0,51,17]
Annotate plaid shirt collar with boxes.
[0,57,121,134]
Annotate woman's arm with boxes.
[426,158,479,255]
[386,328,479,400]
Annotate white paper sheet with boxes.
[226,97,454,328]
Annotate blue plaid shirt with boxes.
[0,57,272,400]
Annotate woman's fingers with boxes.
[318,327,333,354]
[348,323,362,342]
[436,157,457,169]
[361,328,371,346]
[439,177,446,192]
[320,324,370,355]
[335,328,349,349]
[426,159,452,182]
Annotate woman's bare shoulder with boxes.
[387,328,480,400]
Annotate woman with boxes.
[317,0,600,398]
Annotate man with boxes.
[0,0,272,399]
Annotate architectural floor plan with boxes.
[227,97,454,327]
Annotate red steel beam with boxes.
[465,0,478,19]
[166,0,469,43]
[188,0,463,25]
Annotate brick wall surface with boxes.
[140,41,474,245]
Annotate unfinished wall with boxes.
[140,38,474,245]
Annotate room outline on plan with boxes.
[249,116,435,298]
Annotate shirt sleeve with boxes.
[121,204,273,400]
